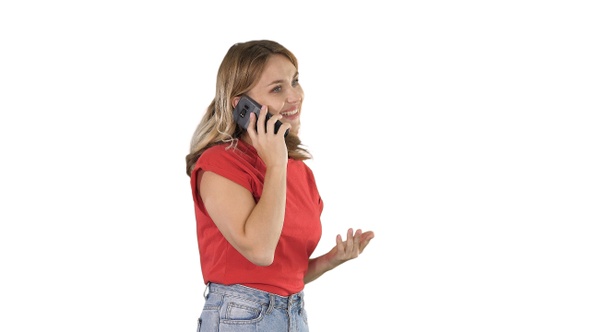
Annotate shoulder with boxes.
[199,143,231,160]
[194,141,265,194]
[199,141,258,166]
[195,141,262,179]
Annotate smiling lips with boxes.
[280,109,299,118]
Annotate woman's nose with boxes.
[287,89,303,103]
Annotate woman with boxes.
[186,40,374,331]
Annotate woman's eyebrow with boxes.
[266,79,286,86]
[266,72,299,87]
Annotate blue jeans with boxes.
[197,283,309,332]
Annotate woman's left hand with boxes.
[303,228,375,284]
[331,228,375,266]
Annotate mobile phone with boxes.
[233,95,289,137]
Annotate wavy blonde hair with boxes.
[185,40,311,176]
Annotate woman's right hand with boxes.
[246,105,291,168]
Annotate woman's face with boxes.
[246,54,304,136]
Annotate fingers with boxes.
[263,107,291,136]
[345,228,354,253]
[246,112,257,136]
[330,228,374,267]
[336,233,344,251]
[276,120,291,137]
[336,228,359,259]
[257,106,268,134]
[246,106,270,136]
[248,105,289,137]
[338,228,374,256]
[354,229,361,249]
[359,231,375,253]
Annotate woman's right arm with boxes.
[197,109,291,266]
[198,166,286,266]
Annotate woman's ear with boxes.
[231,96,241,108]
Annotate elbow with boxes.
[249,252,275,267]
[236,238,279,266]
[252,258,274,267]
[244,247,275,267]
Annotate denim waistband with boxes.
[206,283,304,310]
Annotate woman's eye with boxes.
[292,79,299,87]
[272,86,282,93]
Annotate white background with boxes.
[1,1,589,331]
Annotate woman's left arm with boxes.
[304,228,375,284]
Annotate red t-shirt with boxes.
[190,140,323,296]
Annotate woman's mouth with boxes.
[280,109,299,119]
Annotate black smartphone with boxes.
[233,95,289,137]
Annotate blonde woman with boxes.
[186,40,374,331]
